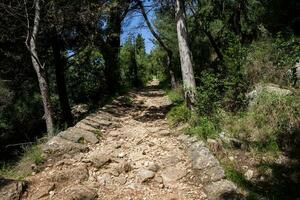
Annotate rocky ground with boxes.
[2,83,241,200]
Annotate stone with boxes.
[0,178,27,200]
[146,162,159,172]
[75,122,98,133]
[246,83,292,103]
[58,184,98,200]
[43,136,88,156]
[244,169,254,180]
[188,143,219,170]
[195,166,225,183]
[138,169,155,183]
[86,151,111,168]
[204,179,238,200]
[30,183,55,199]
[58,127,99,144]
[97,173,112,185]
[161,167,187,184]
[114,176,127,185]
[48,165,88,182]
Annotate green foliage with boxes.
[0,144,44,180]
[167,104,191,126]
[167,88,184,105]
[195,71,221,115]
[222,90,300,153]
[185,116,218,140]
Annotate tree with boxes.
[175,0,196,108]
[137,0,178,89]
[25,0,54,137]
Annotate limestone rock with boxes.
[58,127,99,144]
[0,178,27,200]
[161,166,187,184]
[204,179,238,200]
[43,136,88,156]
[48,165,88,182]
[188,143,219,170]
[246,83,292,102]
[58,184,98,200]
[138,169,155,183]
[86,150,111,168]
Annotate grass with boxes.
[0,144,44,180]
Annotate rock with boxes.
[219,132,243,149]
[58,127,99,144]
[43,136,88,156]
[244,169,254,180]
[138,169,155,183]
[75,122,98,133]
[0,178,27,200]
[30,183,55,199]
[48,165,88,182]
[97,173,112,185]
[58,184,98,200]
[162,153,181,166]
[118,152,126,158]
[246,83,292,102]
[204,179,238,200]
[114,175,127,185]
[146,162,159,172]
[195,166,225,183]
[188,143,219,170]
[161,167,187,184]
[86,150,111,168]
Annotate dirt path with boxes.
[22,84,238,200]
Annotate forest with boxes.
[0,0,300,199]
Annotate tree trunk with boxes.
[52,31,73,126]
[137,0,178,89]
[103,6,121,94]
[175,0,196,108]
[26,0,54,137]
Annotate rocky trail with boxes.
[3,83,241,200]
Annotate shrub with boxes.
[167,88,184,105]
[185,116,219,139]
[221,90,300,153]
[167,103,191,126]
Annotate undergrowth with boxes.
[0,144,44,180]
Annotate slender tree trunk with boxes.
[175,0,196,108]
[137,0,177,89]
[25,0,54,137]
[52,31,73,126]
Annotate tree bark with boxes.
[137,0,177,89]
[52,30,74,126]
[175,0,196,108]
[25,0,54,137]
[100,6,121,94]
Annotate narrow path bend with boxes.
[23,83,239,200]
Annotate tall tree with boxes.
[137,0,178,89]
[25,0,54,137]
[51,28,73,126]
[175,0,196,108]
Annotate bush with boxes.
[221,90,300,153]
[195,71,221,115]
[167,103,191,126]
[185,116,219,139]
[167,87,184,105]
